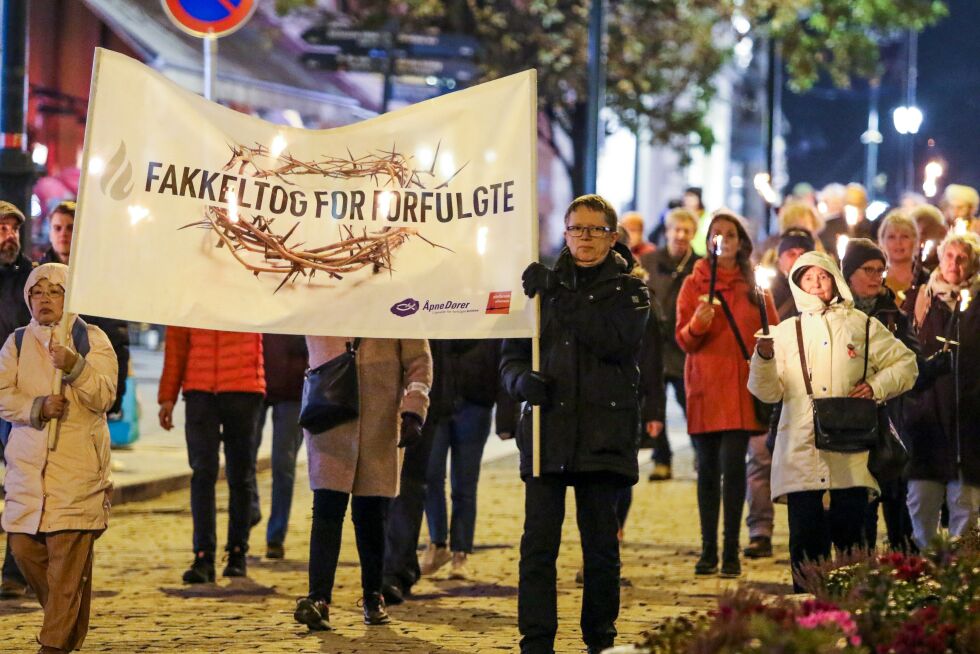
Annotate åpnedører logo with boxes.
[99,141,134,201]
[390,298,421,317]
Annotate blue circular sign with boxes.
[162,0,257,38]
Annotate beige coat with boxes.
[748,251,917,501]
[0,318,117,534]
[304,337,431,497]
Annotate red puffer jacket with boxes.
[158,327,265,404]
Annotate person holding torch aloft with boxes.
[676,211,778,578]
[903,232,980,549]
[500,194,649,654]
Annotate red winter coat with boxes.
[158,327,265,404]
[675,258,777,436]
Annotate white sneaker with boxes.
[449,552,470,580]
[419,544,451,576]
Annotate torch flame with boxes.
[713,234,723,256]
[955,219,969,236]
[754,266,776,290]
[961,289,972,313]
[844,205,859,227]
[921,239,935,262]
[836,234,850,262]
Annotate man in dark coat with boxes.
[642,208,699,480]
[501,194,649,654]
[0,200,32,599]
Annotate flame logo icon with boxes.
[100,141,134,201]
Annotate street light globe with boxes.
[893,106,923,135]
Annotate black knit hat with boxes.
[778,228,816,256]
[842,238,886,281]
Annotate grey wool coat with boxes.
[304,337,432,497]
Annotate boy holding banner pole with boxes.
[500,195,649,654]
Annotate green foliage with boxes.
[277,0,947,180]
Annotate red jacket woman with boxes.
[674,211,777,579]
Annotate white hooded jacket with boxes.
[748,251,917,501]
[0,263,117,534]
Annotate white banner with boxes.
[67,49,538,339]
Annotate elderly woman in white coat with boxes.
[748,251,916,591]
[293,337,431,633]
[0,263,117,654]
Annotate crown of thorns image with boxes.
[180,141,459,292]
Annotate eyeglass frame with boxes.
[565,224,615,238]
[856,264,888,278]
[28,287,66,301]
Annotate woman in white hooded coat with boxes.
[0,262,117,653]
[748,251,916,591]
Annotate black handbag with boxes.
[717,294,776,427]
[795,318,877,453]
[868,406,910,484]
[299,338,361,434]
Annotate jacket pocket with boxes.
[515,403,532,454]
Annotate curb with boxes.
[112,454,272,506]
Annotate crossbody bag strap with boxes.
[795,317,814,397]
[716,293,751,362]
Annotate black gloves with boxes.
[522,262,558,298]
[517,370,552,406]
[398,412,424,448]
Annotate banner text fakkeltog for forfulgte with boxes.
[144,161,517,222]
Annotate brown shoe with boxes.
[648,463,672,481]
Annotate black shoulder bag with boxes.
[299,338,361,434]
[795,318,877,452]
[716,293,775,428]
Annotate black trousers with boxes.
[383,418,438,592]
[309,488,390,603]
[864,478,916,552]
[519,473,623,654]
[2,536,25,585]
[787,487,868,592]
[691,431,750,555]
[184,391,263,554]
[651,375,686,466]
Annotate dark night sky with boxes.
[783,0,980,200]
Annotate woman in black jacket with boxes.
[903,233,980,549]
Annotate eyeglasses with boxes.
[857,265,887,278]
[566,225,613,238]
[29,288,65,300]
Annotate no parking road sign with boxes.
[162,0,257,38]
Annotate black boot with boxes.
[294,597,331,631]
[743,536,773,559]
[223,545,247,578]
[182,551,215,584]
[362,591,391,625]
[720,538,741,578]
[694,542,718,576]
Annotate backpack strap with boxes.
[13,318,90,360]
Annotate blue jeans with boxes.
[254,401,304,546]
[424,400,493,553]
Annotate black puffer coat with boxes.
[0,253,32,347]
[500,247,650,482]
[902,278,980,485]
[428,339,518,435]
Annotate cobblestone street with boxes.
[1,445,792,654]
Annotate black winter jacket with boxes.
[0,253,32,347]
[642,247,699,379]
[429,339,518,434]
[500,247,650,482]
[903,285,980,485]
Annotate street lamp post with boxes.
[0,0,35,250]
[583,0,606,195]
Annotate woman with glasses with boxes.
[0,262,118,653]
[841,239,920,551]
[675,211,777,578]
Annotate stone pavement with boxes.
[0,441,795,653]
